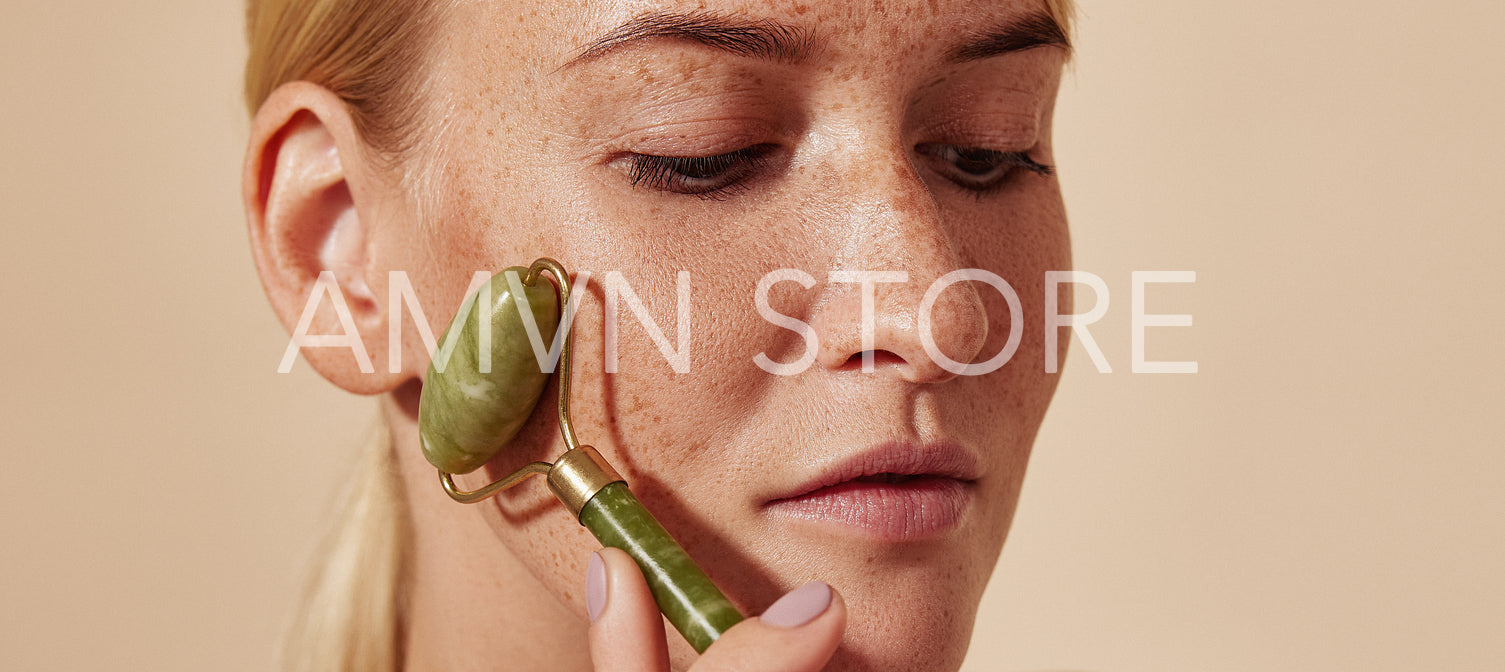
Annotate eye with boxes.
[625,144,777,200]
[915,144,1054,193]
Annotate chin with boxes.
[832,596,979,672]
[786,532,993,672]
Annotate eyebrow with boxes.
[559,10,1067,72]
[563,10,816,68]
[950,12,1071,63]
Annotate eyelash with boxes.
[913,144,1055,195]
[627,145,777,200]
[624,143,1053,200]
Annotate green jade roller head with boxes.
[416,258,744,654]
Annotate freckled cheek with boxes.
[947,191,1069,388]
[599,273,783,427]
[957,189,1070,280]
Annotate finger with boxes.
[587,548,671,672]
[691,581,845,672]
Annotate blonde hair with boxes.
[1050,0,1077,38]
[281,420,410,672]
[244,0,448,159]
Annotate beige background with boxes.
[2,1,1501,670]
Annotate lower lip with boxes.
[765,478,971,541]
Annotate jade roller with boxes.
[417,258,744,653]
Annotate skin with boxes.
[244,0,1070,670]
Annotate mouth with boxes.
[763,441,980,541]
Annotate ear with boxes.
[244,81,406,395]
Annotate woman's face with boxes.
[382,0,1068,668]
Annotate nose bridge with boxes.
[816,123,952,271]
[808,135,991,382]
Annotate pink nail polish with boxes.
[587,552,606,622]
[759,581,832,628]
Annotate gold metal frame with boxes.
[436,257,623,517]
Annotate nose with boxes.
[807,147,991,384]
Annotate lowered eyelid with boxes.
[915,113,1041,149]
[584,118,791,161]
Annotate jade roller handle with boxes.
[582,482,744,652]
[549,446,744,653]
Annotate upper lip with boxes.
[765,440,983,502]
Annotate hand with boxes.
[586,548,846,671]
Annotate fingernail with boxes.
[759,581,832,628]
[586,552,606,622]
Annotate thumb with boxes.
[690,581,845,672]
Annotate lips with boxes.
[763,441,981,541]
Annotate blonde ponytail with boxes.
[281,419,411,672]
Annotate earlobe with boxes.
[244,82,403,395]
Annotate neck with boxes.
[384,394,593,672]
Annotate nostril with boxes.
[837,349,907,372]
